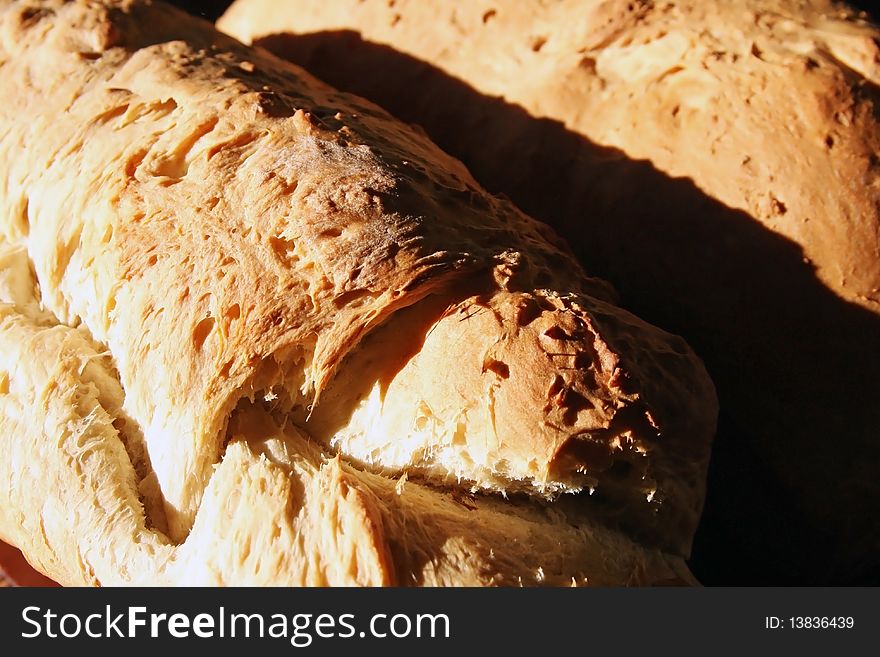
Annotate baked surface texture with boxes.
[0,0,715,585]
[218,0,880,306]
[219,0,880,584]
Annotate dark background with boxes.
[167,0,228,21]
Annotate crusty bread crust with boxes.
[219,0,880,581]
[0,0,714,585]
[220,0,880,308]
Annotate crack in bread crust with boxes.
[0,239,691,586]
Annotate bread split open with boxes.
[0,0,715,585]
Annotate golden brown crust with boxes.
[220,0,880,308]
[220,0,880,580]
[0,0,715,585]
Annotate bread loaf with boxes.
[218,0,880,306]
[0,0,714,585]
[219,0,880,583]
